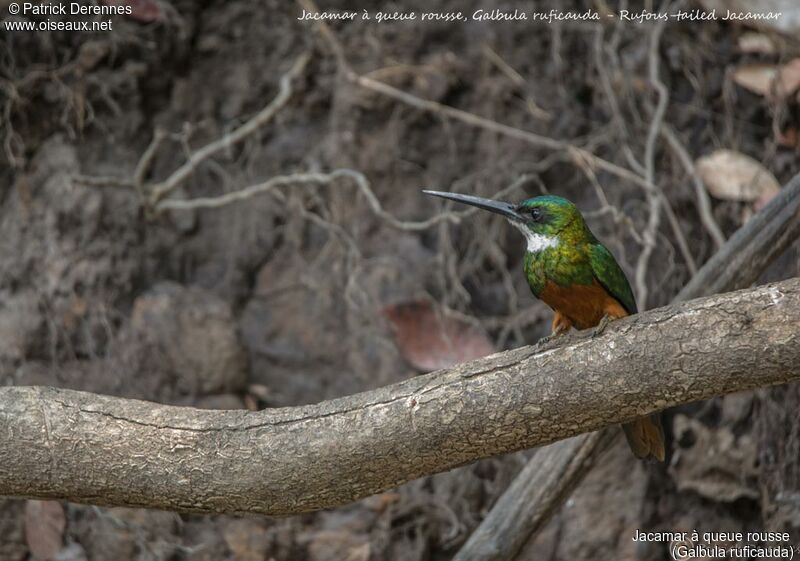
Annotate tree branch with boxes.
[1,278,799,515]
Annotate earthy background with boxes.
[1,0,799,559]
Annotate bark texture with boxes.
[1,278,799,516]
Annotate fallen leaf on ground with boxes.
[732,59,800,100]
[733,64,777,97]
[383,301,495,371]
[736,32,776,54]
[780,59,800,98]
[696,149,780,202]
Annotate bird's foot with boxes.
[538,329,567,346]
[592,315,612,338]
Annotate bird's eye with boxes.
[529,207,542,221]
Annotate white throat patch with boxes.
[510,221,559,253]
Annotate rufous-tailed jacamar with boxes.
[423,190,665,461]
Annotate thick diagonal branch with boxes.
[1,278,799,516]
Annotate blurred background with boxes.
[1,0,799,559]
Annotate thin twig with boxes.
[662,126,726,248]
[660,194,698,275]
[296,0,350,72]
[592,27,645,176]
[480,44,552,121]
[134,128,167,190]
[635,17,669,309]
[148,52,311,206]
[354,72,652,191]
[158,169,534,234]
[570,147,644,245]
[72,175,135,189]
[156,169,464,231]
[595,20,697,283]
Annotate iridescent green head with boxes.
[514,195,583,237]
[422,191,590,251]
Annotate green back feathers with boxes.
[589,243,637,314]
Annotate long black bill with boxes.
[422,190,522,221]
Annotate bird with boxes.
[422,189,665,462]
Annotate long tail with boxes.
[622,414,665,462]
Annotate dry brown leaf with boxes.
[779,58,800,98]
[383,301,495,371]
[737,31,776,54]
[24,500,65,561]
[696,149,780,202]
[733,59,800,100]
[733,64,777,96]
